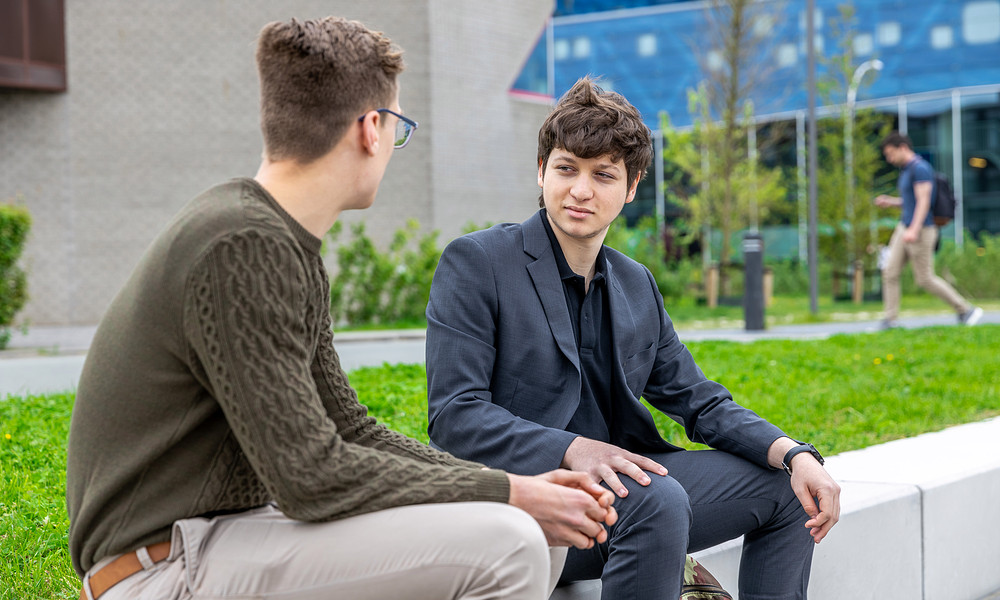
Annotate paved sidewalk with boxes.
[1,311,997,398]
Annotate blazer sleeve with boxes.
[637,267,786,468]
[426,234,579,475]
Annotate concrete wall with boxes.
[1,0,553,325]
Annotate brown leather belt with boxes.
[80,541,171,600]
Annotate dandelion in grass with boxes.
[873,357,882,365]
[887,354,894,361]
[3,433,10,440]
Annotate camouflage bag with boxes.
[680,555,733,599]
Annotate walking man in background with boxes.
[876,131,982,329]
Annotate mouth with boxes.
[565,205,593,218]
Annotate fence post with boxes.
[706,263,719,309]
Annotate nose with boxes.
[570,176,594,201]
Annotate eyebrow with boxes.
[551,154,622,173]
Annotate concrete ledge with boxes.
[686,479,924,599]
[826,416,1000,600]
[550,416,1000,600]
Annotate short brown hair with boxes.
[880,131,913,150]
[537,77,652,206]
[256,17,404,164]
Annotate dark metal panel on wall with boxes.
[0,0,66,91]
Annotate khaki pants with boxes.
[85,503,567,600]
[882,223,971,321]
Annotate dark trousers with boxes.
[559,449,813,600]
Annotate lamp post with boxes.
[844,59,883,300]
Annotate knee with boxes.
[617,474,692,533]
[488,503,549,558]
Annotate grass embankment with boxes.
[3,324,999,598]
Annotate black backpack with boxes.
[933,172,955,226]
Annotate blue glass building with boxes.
[513,0,1000,239]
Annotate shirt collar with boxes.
[539,209,607,284]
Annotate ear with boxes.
[358,111,381,156]
[537,159,545,188]
[625,176,640,204]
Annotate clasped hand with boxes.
[507,469,618,549]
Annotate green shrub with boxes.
[933,231,1000,300]
[0,202,31,349]
[326,219,441,327]
[604,216,698,303]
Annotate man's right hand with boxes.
[507,470,617,549]
[561,436,668,498]
[874,194,900,208]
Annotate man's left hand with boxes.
[788,453,841,543]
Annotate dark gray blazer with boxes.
[426,210,784,475]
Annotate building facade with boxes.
[514,0,1000,247]
[2,0,553,325]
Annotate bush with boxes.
[933,231,1000,300]
[604,216,698,303]
[326,219,441,327]
[0,202,31,348]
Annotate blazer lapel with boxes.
[523,213,580,372]
[604,258,634,365]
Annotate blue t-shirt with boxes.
[899,156,936,227]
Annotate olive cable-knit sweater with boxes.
[66,178,509,576]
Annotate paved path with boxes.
[2,311,997,398]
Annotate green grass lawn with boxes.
[2,324,999,598]
[337,295,1000,334]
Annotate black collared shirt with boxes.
[540,210,614,442]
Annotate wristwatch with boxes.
[781,442,824,476]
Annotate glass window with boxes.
[637,33,656,57]
[798,34,824,55]
[931,25,954,48]
[554,38,570,61]
[798,8,823,31]
[777,43,797,67]
[853,33,874,56]
[878,21,901,46]
[707,49,724,72]
[963,1,1000,44]
[573,36,590,59]
[754,15,775,37]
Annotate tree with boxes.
[661,0,788,294]
[816,5,893,283]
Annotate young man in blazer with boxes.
[426,77,841,600]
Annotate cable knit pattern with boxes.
[66,179,509,576]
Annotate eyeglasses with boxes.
[357,108,418,149]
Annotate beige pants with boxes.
[87,503,567,600]
[882,223,971,321]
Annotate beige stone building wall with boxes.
[0,0,553,325]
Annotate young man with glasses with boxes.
[426,77,842,600]
[67,17,615,600]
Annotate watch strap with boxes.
[781,442,824,475]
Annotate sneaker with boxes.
[960,306,984,326]
[879,319,900,330]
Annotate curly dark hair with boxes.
[536,77,653,206]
